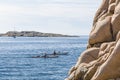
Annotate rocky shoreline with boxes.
[0,31,78,37]
[66,0,120,80]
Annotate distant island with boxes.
[0,31,79,37]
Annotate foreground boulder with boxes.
[66,0,120,80]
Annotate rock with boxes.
[108,79,115,80]
[111,1,120,38]
[66,0,120,80]
[66,71,75,80]
[89,16,112,45]
[68,66,76,75]
[74,66,88,80]
[93,0,109,25]
[76,48,99,66]
[116,78,120,80]
[83,65,98,80]
[100,42,109,51]
[108,3,115,13]
[91,39,120,80]
[109,0,116,4]
[116,31,120,41]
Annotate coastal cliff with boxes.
[0,31,76,37]
[66,0,120,80]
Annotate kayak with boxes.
[56,52,68,55]
[42,55,59,58]
[31,51,68,58]
[31,55,59,58]
[48,52,68,55]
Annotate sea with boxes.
[0,36,88,80]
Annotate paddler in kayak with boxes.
[53,50,57,55]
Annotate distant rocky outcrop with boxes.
[0,31,77,37]
[66,0,120,80]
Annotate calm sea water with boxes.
[0,37,88,80]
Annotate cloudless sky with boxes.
[0,0,102,35]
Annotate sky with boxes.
[0,0,102,35]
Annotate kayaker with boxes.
[53,50,57,55]
[44,53,47,58]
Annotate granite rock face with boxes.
[66,0,120,80]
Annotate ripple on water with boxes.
[0,37,88,80]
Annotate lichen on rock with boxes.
[65,0,120,80]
